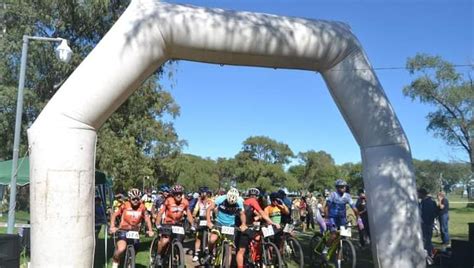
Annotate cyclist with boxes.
[112,193,125,213]
[152,185,170,217]
[264,192,289,249]
[154,184,194,266]
[109,188,154,268]
[323,179,359,257]
[206,188,247,268]
[192,186,213,262]
[142,190,154,214]
[277,189,293,225]
[236,188,280,266]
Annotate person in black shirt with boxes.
[437,191,450,247]
[418,188,438,258]
[355,189,370,246]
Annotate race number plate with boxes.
[199,220,208,226]
[221,226,235,235]
[262,226,275,238]
[172,226,185,234]
[340,226,351,237]
[126,231,139,239]
[283,224,294,233]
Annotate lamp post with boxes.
[7,35,73,234]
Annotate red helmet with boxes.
[171,184,184,195]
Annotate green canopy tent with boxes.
[0,157,110,185]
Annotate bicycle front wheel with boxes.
[337,239,356,268]
[262,241,283,268]
[283,236,304,268]
[149,236,159,267]
[219,241,232,268]
[170,240,185,268]
[124,245,136,268]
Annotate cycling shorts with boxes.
[327,217,347,232]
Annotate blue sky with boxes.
[162,0,473,165]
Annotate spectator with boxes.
[306,193,317,230]
[417,188,438,260]
[355,189,370,246]
[437,191,450,248]
[299,196,308,232]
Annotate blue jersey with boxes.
[327,192,355,218]
[214,195,244,226]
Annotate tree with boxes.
[238,136,294,165]
[297,150,338,191]
[404,53,474,171]
[337,162,363,192]
[1,1,184,191]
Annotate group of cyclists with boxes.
[107,178,362,267]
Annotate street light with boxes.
[7,35,73,234]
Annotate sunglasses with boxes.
[131,198,140,202]
[173,193,183,196]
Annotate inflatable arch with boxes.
[28,1,425,267]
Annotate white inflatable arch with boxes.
[28,1,425,267]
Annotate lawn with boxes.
[1,193,472,267]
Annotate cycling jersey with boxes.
[116,201,147,230]
[264,205,283,224]
[327,191,355,218]
[242,197,263,225]
[193,198,212,219]
[160,197,189,224]
[214,195,244,226]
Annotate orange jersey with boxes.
[116,201,147,230]
[160,197,189,224]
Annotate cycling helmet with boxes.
[128,188,141,199]
[171,184,184,194]
[199,186,209,193]
[277,189,288,197]
[335,179,348,187]
[269,192,279,201]
[248,188,260,196]
[227,188,240,205]
[160,185,171,193]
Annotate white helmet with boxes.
[227,188,240,205]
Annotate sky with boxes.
[161,0,473,165]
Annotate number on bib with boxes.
[199,220,208,227]
[172,226,185,234]
[262,226,275,237]
[340,226,351,237]
[283,224,294,233]
[126,231,140,239]
[221,226,234,235]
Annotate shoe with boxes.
[192,255,199,262]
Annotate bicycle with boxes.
[149,224,185,268]
[246,223,283,268]
[203,225,237,268]
[115,229,140,268]
[310,225,356,268]
[195,218,210,265]
[280,223,304,268]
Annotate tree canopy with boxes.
[404,53,474,171]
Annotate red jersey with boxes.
[244,197,264,213]
[160,197,189,224]
[116,201,147,230]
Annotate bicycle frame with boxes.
[211,226,236,267]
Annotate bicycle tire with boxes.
[283,236,304,268]
[149,236,159,267]
[337,238,356,268]
[220,241,232,268]
[170,240,185,268]
[124,245,136,268]
[262,241,283,268]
